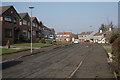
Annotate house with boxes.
[93,26,116,43]
[42,26,51,39]
[31,17,40,41]
[0,6,21,45]
[49,28,55,40]
[78,31,96,42]
[38,21,43,39]
[93,31,106,43]
[19,13,31,42]
[56,32,72,42]
[0,5,56,45]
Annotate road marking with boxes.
[67,48,91,78]
[68,61,83,78]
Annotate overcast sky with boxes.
[2,2,118,34]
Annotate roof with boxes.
[19,13,28,19]
[94,32,103,36]
[31,17,36,21]
[0,6,11,14]
[80,31,93,35]
[57,32,72,35]
[57,32,64,35]
[64,32,72,35]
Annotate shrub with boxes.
[48,40,52,44]
[112,37,120,77]
[110,34,119,44]
[40,39,46,44]
[19,35,26,42]
[35,38,40,43]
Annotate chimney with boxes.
[100,30,102,33]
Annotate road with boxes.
[2,43,114,78]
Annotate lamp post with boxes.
[29,7,34,53]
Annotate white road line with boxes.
[68,61,83,78]
[67,49,90,78]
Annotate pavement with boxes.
[2,43,115,79]
[2,45,64,63]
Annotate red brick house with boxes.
[19,13,31,42]
[0,6,21,45]
[56,32,72,42]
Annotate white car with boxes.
[74,41,79,44]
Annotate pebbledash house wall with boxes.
[1,7,20,45]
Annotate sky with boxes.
[2,2,118,34]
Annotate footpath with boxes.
[2,45,64,63]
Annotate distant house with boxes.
[0,6,21,45]
[19,13,31,41]
[93,31,106,43]
[49,28,55,40]
[93,26,116,43]
[42,26,50,39]
[78,31,96,42]
[56,32,72,42]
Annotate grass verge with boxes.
[0,48,28,54]
[11,43,52,48]
[100,43,112,46]
[99,43,112,53]
[55,41,71,45]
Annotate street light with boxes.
[29,6,34,53]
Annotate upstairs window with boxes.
[23,20,27,25]
[39,26,41,30]
[33,23,35,27]
[14,18,17,24]
[36,24,38,28]
[28,22,30,26]
[5,16,12,22]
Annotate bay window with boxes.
[5,16,12,22]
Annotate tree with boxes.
[99,24,107,32]
[112,37,120,78]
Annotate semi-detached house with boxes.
[0,6,21,45]
[19,13,31,41]
[31,17,41,41]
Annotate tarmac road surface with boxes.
[2,43,114,78]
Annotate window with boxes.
[14,18,17,24]
[5,29,12,38]
[33,31,36,35]
[23,20,27,25]
[23,30,27,36]
[28,22,30,26]
[39,26,41,30]
[36,24,38,28]
[5,16,12,22]
[33,23,35,27]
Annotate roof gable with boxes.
[19,13,30,20]
[0,6,21,18]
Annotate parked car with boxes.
[74,41,79,44]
